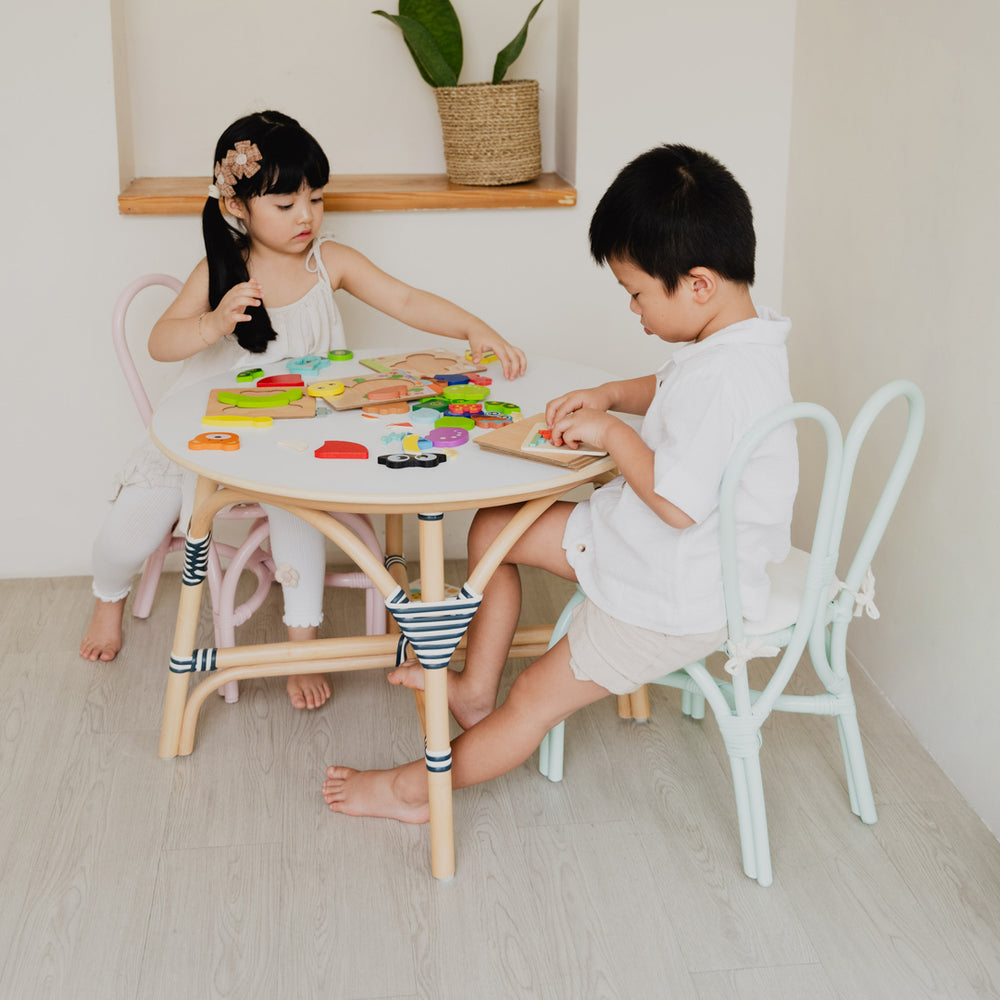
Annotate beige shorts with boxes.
[566,597,727,695]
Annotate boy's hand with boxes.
[545,385,613,429]
[206,280,262,342]
[549,407,620,451]
[467,331,526,380]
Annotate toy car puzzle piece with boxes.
[189,431,240,451]
[377,452,447,469]
[314,440,369,459]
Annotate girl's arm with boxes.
[547,376,694,530]
[323,242,527,379]
[148,259,262,363]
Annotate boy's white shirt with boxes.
[563,307,798,635]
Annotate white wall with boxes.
[783,0,1000,835]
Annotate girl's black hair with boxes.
[589,144,756,292]
[202,110,330,352]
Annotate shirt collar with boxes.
[657,307,791,375]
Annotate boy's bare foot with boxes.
[287,673,331,710]
[80,597,126,662]
[322,765,430,824]
[387,659,495,730]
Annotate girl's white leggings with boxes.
[91,484,326,628]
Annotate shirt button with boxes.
[575,542,587,553]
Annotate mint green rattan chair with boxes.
[537,380,925,887]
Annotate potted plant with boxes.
[373,0,545,186]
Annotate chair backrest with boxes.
[718,402,845,712]
[812,380,925,683]
[112,274,183,428]
[716,380,925,716]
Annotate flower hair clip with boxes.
[213,140,262,198]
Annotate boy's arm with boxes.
[548,397,695,530]
[323,242,526,378]
[546,375,657,426]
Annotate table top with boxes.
[150,349,622,513]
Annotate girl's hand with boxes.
[203,280,262,343]
[549,407,620,451]
[467,330,527,380]
[545,385,614,430]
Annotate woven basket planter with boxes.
[434,79,541,186]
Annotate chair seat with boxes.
[748,547,810,637]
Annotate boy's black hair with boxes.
[589,144,755,292]
[202,110,330,352]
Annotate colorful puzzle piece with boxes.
[377,452,447,469]
[237,368,264,383]
[428,426,469,447]
[257,374,304,387]
[189,431,240,451]
[217,388,304,408]
[288,354,330,374]
[314,440,369,459]
[201,414,273,428]
[327,349,354,361]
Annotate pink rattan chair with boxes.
[113,274,386,701]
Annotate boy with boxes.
[322,144,798,823]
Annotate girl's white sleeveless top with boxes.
[112,237,347,496]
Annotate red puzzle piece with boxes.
[314,440,369,459]
[257,374,305,387]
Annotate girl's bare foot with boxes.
[387,659,495,730]
[80,598,126,662]
[322,765,429,824]
[287,673,331,710]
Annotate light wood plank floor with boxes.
[2,568,999,1000]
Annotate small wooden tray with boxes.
[474,414,606,470]
[360,348,486,379]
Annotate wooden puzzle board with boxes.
[324,373,442,411]
[205,387,316,420]
[360,349,486,379]
[474,414,606,470]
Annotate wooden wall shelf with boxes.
[119,173,577,215]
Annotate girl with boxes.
[81,109,526,712]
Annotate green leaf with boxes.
[372,10,459,87]
[492,0,544,85]
[400,0,462,80]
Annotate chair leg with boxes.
[132,534,180,619]
[836,708,877,824]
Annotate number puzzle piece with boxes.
[189,431,240,451]
[314,440,369,459]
